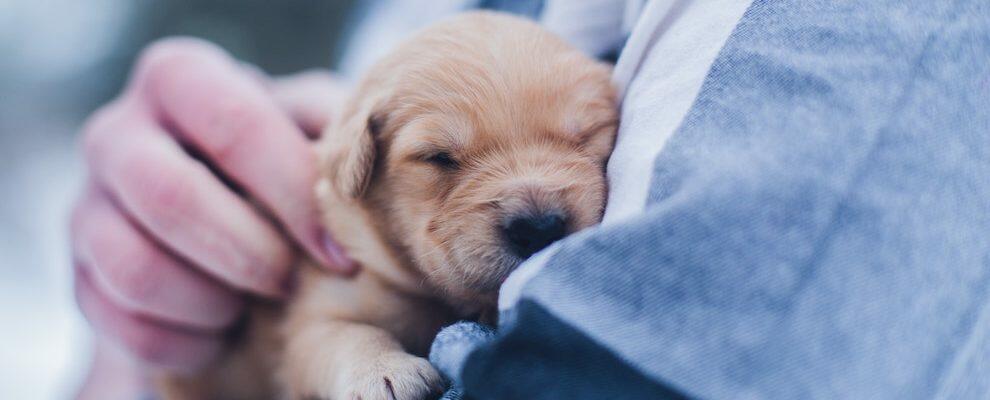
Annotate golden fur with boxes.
[160,12,618,400]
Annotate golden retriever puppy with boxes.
[160,11,617,400]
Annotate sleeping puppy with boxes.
[160,11,618,400]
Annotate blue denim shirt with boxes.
[432,1,990,398]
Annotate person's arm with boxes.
[70,38,353,382]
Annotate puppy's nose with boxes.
[502,213,568,259]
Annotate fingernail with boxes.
[319,229,357,273]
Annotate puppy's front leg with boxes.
[283,319,444,400]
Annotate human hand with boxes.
[71,37,353,373]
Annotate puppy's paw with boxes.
[342,352,445,400]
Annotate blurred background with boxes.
[0,1,360,398]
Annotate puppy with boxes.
[160,11,618,400]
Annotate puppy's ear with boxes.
[318,94,388,199]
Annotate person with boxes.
[72,1,990,399]
[71,2,534,396]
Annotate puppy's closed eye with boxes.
[422,151,459,170]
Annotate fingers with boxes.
[132,38,355,273]
[71,184,244,329]
[75,265,224,371]
[83,100,294,297]
[270,70,350,138]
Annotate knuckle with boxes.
[205,98,264,161]
[125,328,172,365]
[109,261,160,308]
[89,230,162,306]
[144,168,194,213]
[120,154,195,230]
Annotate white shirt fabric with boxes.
[499,0,754,310]
[604,0,753,224]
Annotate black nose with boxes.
[502,213,568,258]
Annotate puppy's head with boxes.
[319,12,617,305]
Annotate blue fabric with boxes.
[430,322,496,400]
[430,0,990,398]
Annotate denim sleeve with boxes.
[433,1,990,399]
